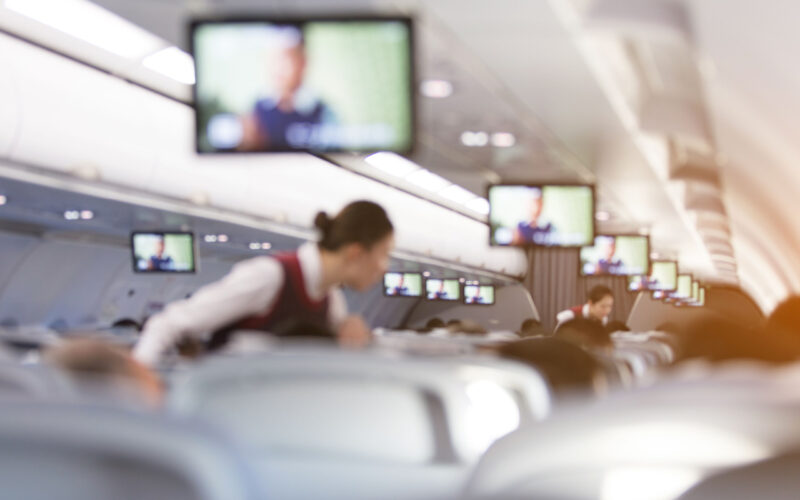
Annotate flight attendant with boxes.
[133,200,394,366]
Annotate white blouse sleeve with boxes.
[327,288,349,330]
[133,257,284,365]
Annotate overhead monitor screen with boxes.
[488,184,595,247]
[649,261,678,291]
[464,285,495,305]
[673,274,693,299]
[425,279,461,302]
[691,281,700,304]
[580,235,649,276]
[628,275,651,291]
[192,17,414,154]
[131,232,195,273]
[383,272,422,297]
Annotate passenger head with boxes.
[45,338,163,408]
[520,318,547,338]
[315,201,394,291]
[425,318,445,329]
[587,285,614,322]
[555,317,613,352]
[766,296,800,338]
[606,320,630,334]
[675,315,800,364]
[498,338,606,397]
[272,25,306,100]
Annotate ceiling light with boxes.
[595,211,611,221]
[217,234,228,243]
[79,210,94,220]
[423,271,431,277]
[5,0,163,59]
[440,184,478,204]
[63,210,79,220]
[142,46,196,84]
[466,197,490,215]
[364,152,421,177]
[261,242,272,250]
[405,169,452,192]
[249,243,261,250]
[419,79,453,98]
[490,132,516,148]
[461,131,489,147]
[650,252,661,260]
[459,278,466,283]
[0,195,6,206]
[204,235,217,243]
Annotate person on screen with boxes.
[594,236,623,275]
[429,281,449,300]
[466,288,486,304]
[147,237,174,271]
[238,25,336,151]
[389,274,409,296]
[555,285,614,332]
[511,188,554,245]
[134,201,393,366]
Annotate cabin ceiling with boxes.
[3,0,798,311]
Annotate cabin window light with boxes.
[0,195,7,206]
[490,132,516,148]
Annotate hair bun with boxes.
[314,211,332,233]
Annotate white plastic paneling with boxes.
[0,31,526,278]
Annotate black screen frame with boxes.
[487,183,596,248]
[382,272,423,298]
[190,15,416,155]
[462,284,496,306]
[424,278,462,302]
[579,233,650,277]
[648,260,679,292]
[131,231,196,274]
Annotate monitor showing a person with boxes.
[488,185,594,247]
[425,279,460,301]
[132,232,195,273]
[648,260,678,291]
[580,235,649,276]
[193,18,414,153]
[463,285,495,305]
[673,274,693,299]
[383,272,422,297]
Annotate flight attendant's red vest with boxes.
[207,253,330,350]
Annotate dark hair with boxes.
[520,318,547,338]
[425,318,445,329]
[555,317,612,349]
[767,296,800,337]
[314,201,393,252]
[588,285,614,303]
[498,338,603,396]
[605,320,630,334]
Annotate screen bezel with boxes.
[648,260,678,292]
[487,183,596,248]
[462,284,496,306]
[190,15,416,155]
[131,231,197,274]
[579,233,650,277]
[424,278,462,302]
[382,272,423,298]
